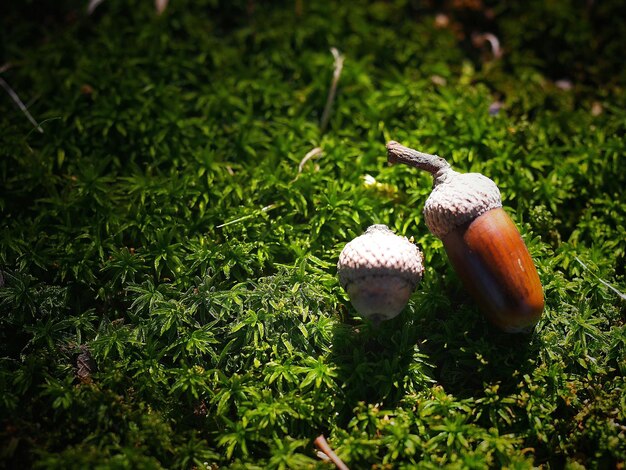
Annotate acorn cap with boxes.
[337,224,424,289]
[337,224,424,322]
[424,171,502,238]
[387,141,502,239]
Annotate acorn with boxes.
[386,141,544,333]
[337,224,425,324]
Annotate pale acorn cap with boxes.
[386,141,502,239]
[337,225,424,289]
[337,224,424,322]
[424,171,502,239]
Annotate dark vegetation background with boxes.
[1,0,625,468]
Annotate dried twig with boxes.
[314,435,348,470]
[87,0,105,14]
[471,32,502,60]
[216,204,279,229]
[320,48,345,133]
[88,0,167,15]
[76,345,96,383]
[291,147,323,182]
[575,257,626,300]
[0,77,44,133]
[297,147,323,174]
[155,0,169,15]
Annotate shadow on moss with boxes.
[330,280,540,413]
[328,310,436,424]
[414,287,540,399]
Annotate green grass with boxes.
[1,0,625,468]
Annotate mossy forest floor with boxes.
[1,1,625,468]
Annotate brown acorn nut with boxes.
[386,141,544,333]
[337,224,425,324]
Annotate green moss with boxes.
[1,0,625,467]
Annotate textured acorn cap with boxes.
[386,141,502,239]
[337,224,424,289]
[424,170,502,239]
[337,224,424,322]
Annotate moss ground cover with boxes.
[1,1,625,467]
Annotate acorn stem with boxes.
[386,141,451,179]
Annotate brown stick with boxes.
[386,141,450,176]
[314,435,349,470]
